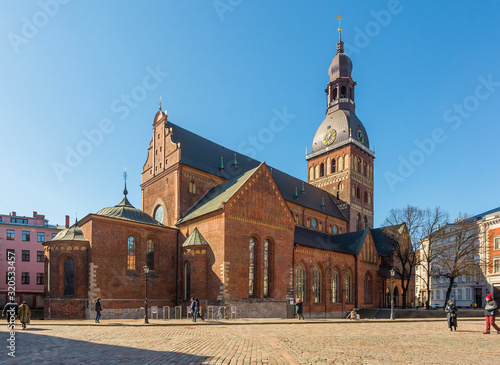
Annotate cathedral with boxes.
[44,30,407,319]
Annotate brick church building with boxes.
[44,31,408,319]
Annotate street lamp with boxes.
[143,265,150,324]
[390,268,395,320]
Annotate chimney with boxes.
[65,215,70,228]
[12,211,16,216]
[33,211,37,217]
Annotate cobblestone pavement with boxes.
[1,319,499,364]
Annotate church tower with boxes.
[306,23,375,232]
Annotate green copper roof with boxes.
[182,228,210,247]
[96,196,163,226]
[49,224,88,242]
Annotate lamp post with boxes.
[390,268,395,320]
[144,265,150,324]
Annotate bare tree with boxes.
[383,205,424,309]
[433,214,480,307]
[417,207,449,309]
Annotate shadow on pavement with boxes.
[0,331,210,364]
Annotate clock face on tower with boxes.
[322,129,337,146]
[356,129,364,143]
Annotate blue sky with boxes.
[1,0,499,227]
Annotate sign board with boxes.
[231,306,236,313]
[152,306,158,314]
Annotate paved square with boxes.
[1,319,499,364]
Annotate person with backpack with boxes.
[483,294,500,334]
[445,300,458,331]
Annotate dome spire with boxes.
[123,167,128,196]
[336,14,344,54]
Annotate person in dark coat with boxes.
[483,294,500,334]
[95,298,102,323]
[295,299,304,320]
[190,297,197,322]
[2,298,18,327]
[195,298,204,321]
[18,301,31,330]
[445,300,458,331]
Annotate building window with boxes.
[184,261,191,300]
[495,237,500,251]
[263,240,270,297]
[249,238,256,296]
[22,250,30,262]
[364,274,371,304]
[7,230,15,240]
[37,251,44,262]
[436,290,441,300]
[364,192,368,203]
[457,289,463,301]
[22,272,30,284]
[356,187,361,199]
[333,225,338,234]
[37,273,44,285]
[146,240,154,271]
[153,205,164,224]
[319,163,325,177]
[311,219,317,229]
[345,270,352,303]
[332,87,337,100]
[127,237,136,271]
[364,216,368,229]
[306,218,311,228]
[340,86,346,98]
[331,159,336,173]
[37,232,45,242]
[313,265,321,304]
[52,233,57,239]
[22,231,30,241]
[331,269,339,303]
[296,263,306,302]
[189,181,197,194]
[466,288,471,300]
[11,218,27,224]
[494,259,500,273]
[64,258,75,296]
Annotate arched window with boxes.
[319,222,323,231]
[338,182,342,191]
[344,155,349,170]
[189,181,197,194]
[184,261,191,300]
[345,270,352,303]
[315,165,320,179]
[338,156,343,171]
[356,187,361,199]
[368,193,372,205]
[336,191,340,200]
[249,238,256,296]
[352,184,356,196]
[332,87,337,100]
[333,225,338,234]
[364,216,369,229]
[331,159,336,173]
[64,258,75,296]
[319,163,325,177]
[309,167,314,181]
[311,219,317,229]
[364,274,371,304]
[357,214,362,231]
[127,237,136,270]
[313,265,321,303]
[331,268,339,303]
[263,240,271,297]
[154,205,164,223]
[296,263,306,302]
[146,239,154,271]
[350,87,354,101]
[340,86,346,98]
[364,192,368,203]
[306,218,311,228]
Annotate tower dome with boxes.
[328,48,352,81]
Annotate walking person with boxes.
[445,300,458,331]
[95,298,102,323]
[295,299,304,320]
[18,301,31,330]
[483,294,500,334]
[190,297,197,322]
[2,298,18,327]
[195,298,204,321]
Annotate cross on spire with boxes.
[336,14,342,41]
[158,96,162,111]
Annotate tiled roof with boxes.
[167,121,346,221]
[294,226,369,255]
[182,228,210,247]
[48,224,88,242]
[371,224,403,256]
[96,196,163,226]
[179,166,260,223]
